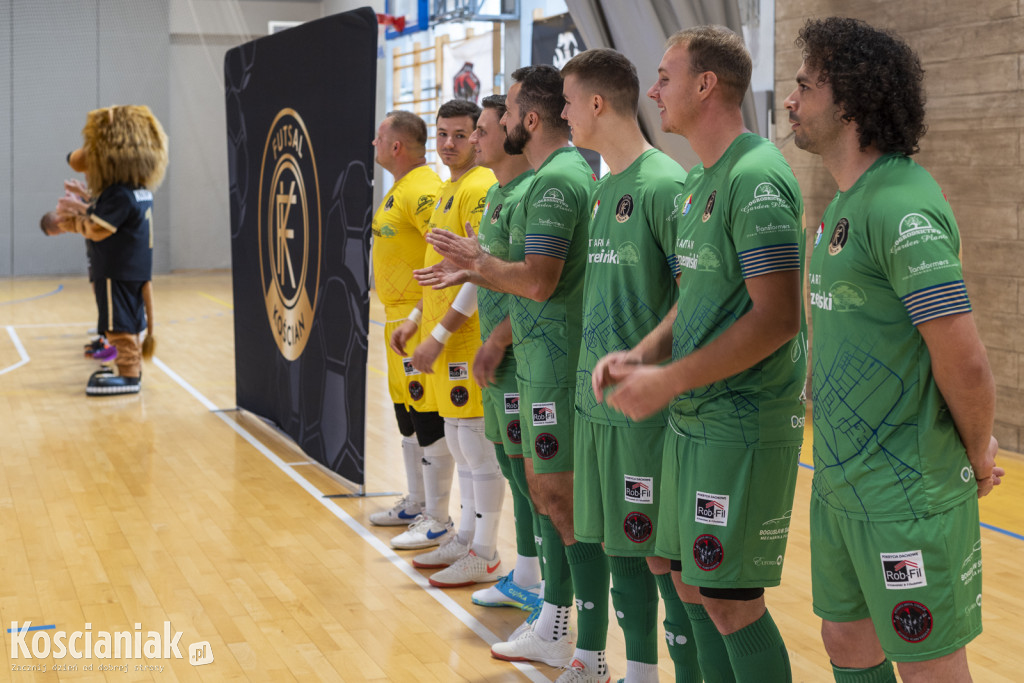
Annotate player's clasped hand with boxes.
[601,362,678,422]
[425,222,484,270]
[975,435,1005,498]
[413,260,469,290]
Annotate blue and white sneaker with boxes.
[471,570,544,611]
[390,514,453,550]
[369,495,424,527]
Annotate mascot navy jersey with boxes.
[88,184,154,281]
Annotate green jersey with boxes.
[808,154,975,521]
[576,149,686,426]
[671,133,806,447]
[477,170,534,381]
[507,147,595,388]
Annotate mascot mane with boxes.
[82,105,168,196]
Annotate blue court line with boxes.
[370,318,384,327]
[797,460,1022,541]
[7,624,55,633]
[0,284,63,306]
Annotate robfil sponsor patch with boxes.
[532,402,557,427]
[448,362,469,381]
[695,491,729,526]
[624,475,654,505]
[504,393,520,414]
[881,550,927,590]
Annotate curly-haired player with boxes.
[787,17,1003,683]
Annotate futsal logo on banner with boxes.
[258,108,322,360]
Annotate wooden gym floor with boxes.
[0,270,1021,682]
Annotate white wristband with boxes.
[407,308,422,325]
[431,324,453,344]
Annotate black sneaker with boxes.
[86,373,141,396]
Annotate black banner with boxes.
[225,8,376,487]
[531,13,600,175]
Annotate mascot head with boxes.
[68,104,168,196]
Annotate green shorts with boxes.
[573,418,665,556]
[655,435,800,588]
[810,493,983,662]
[482,367,523,455]
[516,381,575,474]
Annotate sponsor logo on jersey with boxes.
[450,385,469,407]
[791,414,805,428]
[258,108,322,361]
[504,393,520,414]
[384,195,394,210]
[591,198,601,220]
[402,358,420,376]
[753,555,784,567]
[904,258,956,280]
[740,181,791,214]
[681,193,693,216]
[759,510,791,542]
[535,187,571,213]
[828,217,849,255]
[532,402,557,426]
[693,534,724,571]
[449,362,469,381]
[624,475,654,504]
[133,189,153,202]
[891,212,946,256]
[473,196,486,215]
[881,550,927,590]
[535,433,559,459]
[695,492,729,526]
[696,244,723,271]
[615,194,634,223]
[960,466,974,483]
[624,512,653,543]
[416,194,433,214]
[828,281,866,312]
[408,380,424,401]
[490,203,503,224]
[815,221,824,246]
[702,190,717,222]
[444,196,454,213]
[891,601,932,643]
[810,290,832,311]
[507,419,522,444]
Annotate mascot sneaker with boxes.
[86,373,140,396]
[390,515,453,550]
[369,496,424,526]
[84,337,107,356]
[490,621,575,667]
[472,570,544,610]
[428,550,501,588]
[412,535,469,569]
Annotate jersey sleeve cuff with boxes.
[902,280,972,325]
[738,243,799,278]
[524,234,570,260]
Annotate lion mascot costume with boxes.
[44,104,168,396]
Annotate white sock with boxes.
[534,601,572,641]
[420,438,453,521]
[624,660,658,682]
[470,467,505,560]
[401,436,424,507]
[513,554,542,587]
[456,465,476,545]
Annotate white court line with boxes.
[0,326,31,376]
[151,356,549,682]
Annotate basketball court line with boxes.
[151,355,549,682]
[1,326,31,376]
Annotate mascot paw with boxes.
[86,373,140,396]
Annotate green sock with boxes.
[609,556,658,664]
[832,659,897,683]
[538,514,572,607]
[565,541,609,651]
[653,573,702,682]
[721,609,790,683]
[682,601,735,683]
[506,455,537,557]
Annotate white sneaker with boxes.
[412,535,469,569]
[390,515,453,550]
[555,659,610,683]
[428,550,502,588]
[369,496,423,526]
[490,620,575,667]
[472,570,544,610]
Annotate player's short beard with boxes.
[503,117,530,155]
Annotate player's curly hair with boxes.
[796,17,926,156]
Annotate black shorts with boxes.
[95,278,147,334]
